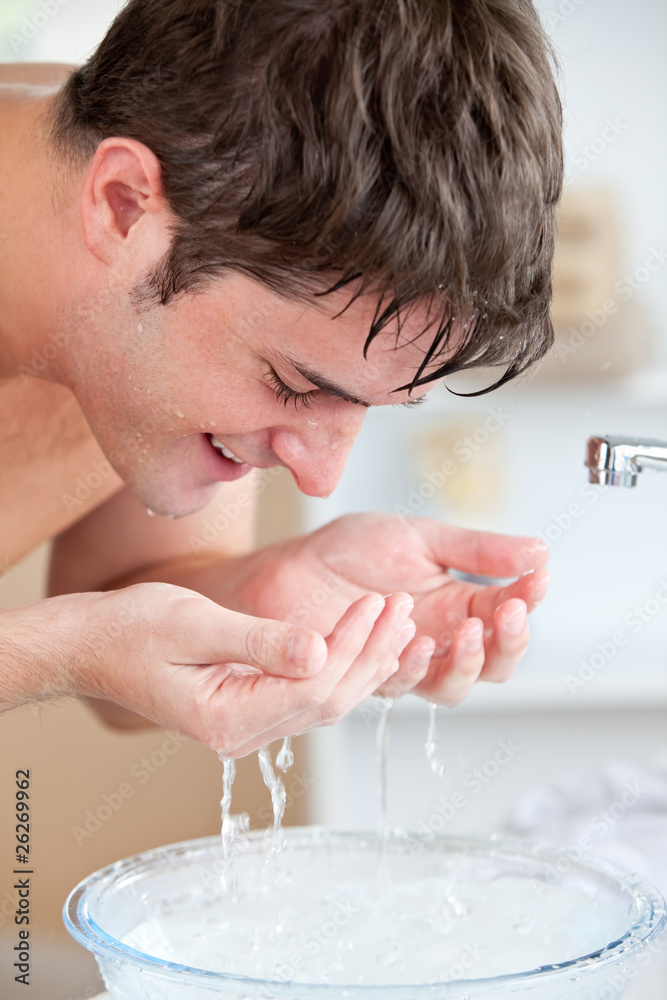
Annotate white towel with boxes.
[505,762,667,1000]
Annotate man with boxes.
[0,0,559,758]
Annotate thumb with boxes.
[205,607,328,678]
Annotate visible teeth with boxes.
[210,436,244,463]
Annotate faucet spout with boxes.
[585,435,667,487]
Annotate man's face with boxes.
[65,272,432,517]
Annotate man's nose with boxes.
[270,406,367,498]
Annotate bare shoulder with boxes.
[0,63,75,88]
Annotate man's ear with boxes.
[80,138,168,265]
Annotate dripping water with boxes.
[220,757,236,862]
[276,736,294,773]
[375,697,394,879]
[376,697,394,842]
[258,745,287,838]
[258,745,288,890]
[217,755,249,897]
[425,702,446,778]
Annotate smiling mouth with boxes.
[207,434,245,464]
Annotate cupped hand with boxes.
[224,513,550,707]
[66,582,420,756]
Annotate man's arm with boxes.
[0,596,75,712]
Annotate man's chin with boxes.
[108,433,251,518]
[126,477,221,519]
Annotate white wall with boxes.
[1,0,122,65]
[536,0,667,358]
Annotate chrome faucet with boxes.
[585,435,667,487]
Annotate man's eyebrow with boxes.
[290,361,373,407]
[286,358,427,408]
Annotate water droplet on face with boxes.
[137,323,143,333]
[146,508,155,517]
[174,410,184,418]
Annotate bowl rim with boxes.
[63,826,667,997]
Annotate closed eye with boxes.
[268,363,427,410]
[267,370,318,410]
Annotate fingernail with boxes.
[461,622,483,652]
[504,605,527,635]
[367,595,386,623]
[397,619,416,653]
[394,597,414,624]
[287,632,317,671]
[532,571,551,603]
[417,640,436,666]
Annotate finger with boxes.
[419,520,550,578]
[221,594,404,751]
[179,600,330,678]
[415,617,485,706]
[324,592,388,671]
[375,635,436,699]
[478,598,529,683]
[468,566,550,622]
[356,593,418,698]
[319,593,415,716]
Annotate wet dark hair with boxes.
[51,0,563,395]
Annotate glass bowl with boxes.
[64,827,666,1000]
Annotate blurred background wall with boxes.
[1,1,667,998]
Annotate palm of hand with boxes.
[239,513,550,705]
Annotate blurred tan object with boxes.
[551,188,621,328]
[0,543,49,611]
[539,186,655,380]
[414,416,510,530]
